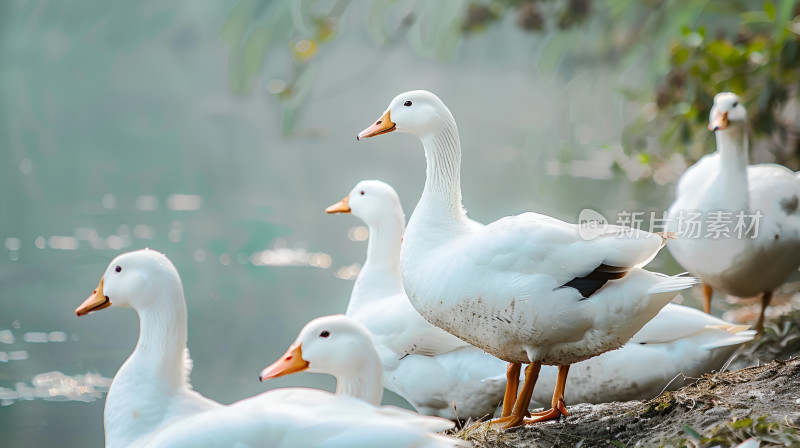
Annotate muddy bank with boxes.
[459,357,800,447]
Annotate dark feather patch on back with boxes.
[559,263,629,298]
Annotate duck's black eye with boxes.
[115,266,122,273]
[360,191,365,195]
[404,101,412,107]
[320,331,330,338]
[732,101,739,108]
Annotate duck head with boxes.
[357,90,453,140]
[75,248,180,316]
[259,314,375,382]
[326,180,403,228]
[709,92,747,131]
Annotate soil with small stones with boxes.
[460,357,800,447]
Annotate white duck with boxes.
[259,315,385,405]
[75,249,465,448]
[357,90,698,428]
[667,92,800,333]
[329,180,752,414]
[326,180,508,419]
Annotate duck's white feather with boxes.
[350,289,465,357]
[141,389,462,448]
[381,345,508,420]
[403,210,695,365]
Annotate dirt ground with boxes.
[457,291,800,447]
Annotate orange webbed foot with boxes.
[523,407,563,424]
[525,396,568,423]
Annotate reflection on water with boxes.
[1,196,204,256]
[0,372,112,406]
[1,329,73,365]
[23,332,67,343]
[347,226,369,242]
[335,263,362,280]
[0,351,29,362]
[0,330,14,344]
[250,245,332,268]
[166,194,203,211]
[132,194,204,212]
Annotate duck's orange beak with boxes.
[325,195,351,214]
[709,110,729,131]
[259,343,309,382]
[76,277,111,317]
[357,110,395,140]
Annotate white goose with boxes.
[329,180,753,413]
[75,249,465,448]
[356,90,698,428]
[667,92,800,333]
[326,180,508,419]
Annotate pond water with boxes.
[1,2,702,446]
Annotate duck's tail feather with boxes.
[646,273,699,295]
[699,328,757,350]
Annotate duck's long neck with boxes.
[104,284,190,446]
[416,119,468,224]
[347,214,405,315]
[714,125,750,210]
[335,349,384,406]
[131,292,189,386]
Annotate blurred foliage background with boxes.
[224,0,800,170]
[2,1,799,447]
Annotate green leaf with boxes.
[683,424,702,442]
[764,1,776,21]
[238,25,272,93]
[674,47,690,65]
[221,0,255,46]
[747,35,768,53]
[366,0,391,44]
[740,11,771,24]
[435,17,462,61]
[280,64,319,135]
[730,417,754,429]
[406,0,464,59]
[538,36,566,77]
[776,0,797,34]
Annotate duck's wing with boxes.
[674,153,720,200]
[352,292,468,357]
[465,212,666,298]
[628,303,754,345]
[144,388,465,448]
[629,303,731,344]
[385,346,508,420]
[380,293,469,356]
[747,164,800,239]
